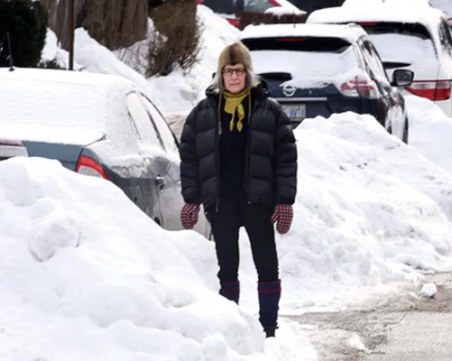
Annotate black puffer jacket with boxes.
[180,83,297,208]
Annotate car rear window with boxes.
[358,22,431,40]
[355,22,438,72]
[243,36,351,53]
[244,37,363,88]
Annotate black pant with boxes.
[207,197,279,283]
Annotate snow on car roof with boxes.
[0,67,133,130]
[0,68,136,146]
[343,0,431,7]
[0,67,134,91]
[307,4,446,31]
[241,23,367,43]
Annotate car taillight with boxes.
[227,18,239,27]
[0,139,28,160]
[405,80,451,101]
[75,155,109,180]
[338,79,379,99]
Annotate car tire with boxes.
[402,116,409,144]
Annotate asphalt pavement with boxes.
[289,273,452,361]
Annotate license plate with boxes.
[282,104,306,122]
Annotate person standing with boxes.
[179,41,297,338]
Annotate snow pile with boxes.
[271,112,452,313]
[0,157,272,360]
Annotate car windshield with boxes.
[358,22,438,69]
[243,36,362,88]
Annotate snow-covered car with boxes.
[241,23,413,142]
[0,68,210,237]
[307,3,452,116]
[198,0,304,27]
[430,0,452,30]
[0,138,28,160]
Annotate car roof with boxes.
[307,4,446,30]
[241,23,367,44]
[0,68,137,143]
[0,67,134,89]
[342,0,430,7]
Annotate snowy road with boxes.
[289,273,452,361]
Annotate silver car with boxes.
[0,68,209,236]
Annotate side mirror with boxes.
[391,69,414,87]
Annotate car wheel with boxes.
[402,116,409,144]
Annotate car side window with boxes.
[363,41,387,82]
[126,92,163,150]
[358,40,393,97]
[141,95,179,154]
[361,40,391,86]
[439,21,452,56]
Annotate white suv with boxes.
[308,3,452,116]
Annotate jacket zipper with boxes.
[215,95,222,212]
[244,94,253,204]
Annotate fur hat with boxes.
[212,41,258,92]
[217,41,253,74]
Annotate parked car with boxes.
[0,68,210,237]
[241,23,413,142]
[198,0,304,27]
[430,0,452,30]
[307,3,452,116]
[0,138,28,160]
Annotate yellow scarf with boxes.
[223,89,249,132]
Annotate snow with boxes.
[343,0,432,7]
[265,6,305,16]
[430,0,452,18]
[307,5,446,35]
[241,23,368,88]
[241,23,366,43]
[249,48,363,89]
[365,33,437,78]
[420,283,438,297]
[3,3,452,361]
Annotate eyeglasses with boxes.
[222,68,246,77]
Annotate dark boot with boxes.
[258,280,281,337]
[219,280,240,304]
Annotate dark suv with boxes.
[241,23,413,142]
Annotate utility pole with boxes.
[68,0,75,70]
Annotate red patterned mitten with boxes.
[181,203,200,229]
[271,204,293,234]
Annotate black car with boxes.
[0,68,210,236]
[241,23,413,142]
